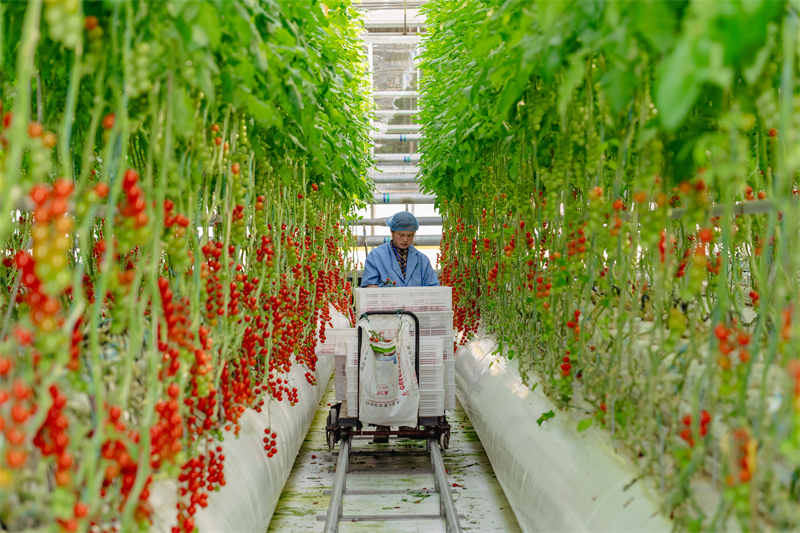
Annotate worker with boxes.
[360,211,437,443]
[361,211,439,288]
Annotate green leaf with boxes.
[171,86,193,139]
[248,95,276,127]
[557,53,586,116]
[536,410,555,426]
[279,164,293,186]
[655,39,702,131]
[195,3,221,48]
[189,25,209,51]
[577,419,593,432]
[743,22,777,84]
[173,16,192,46]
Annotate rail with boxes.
[323,435,350,533]
[322,436,462,533]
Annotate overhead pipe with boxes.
[372,133,422,141]
[373,184,421,192]
[383,124,421,132]
[372,192,434,204]
[362,16,427,29]
[374,153,421,163]
[356,0,427,6]
[356,235,441,246]
[374,184,420,194]
[373,90,419,97]
[362,35,422,44]
[347,216,441,226]
[374,165,418,173]
[373,109,418,115]
[370,175,418,184]
[361,11,427,29]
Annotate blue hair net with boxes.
[386,211,419,232]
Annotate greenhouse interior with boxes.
[1,1,799,532]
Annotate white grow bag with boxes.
[148,355,334,533]
[456,335,673,532]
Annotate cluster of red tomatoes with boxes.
[2,380,35,470]
[559,353,572,378]
[680,410,711,448]
[263,427,278,456]
[714,322,752,369]
[119,170,147,227]
[175,449,225,533]
[99,405,153,524]
[1,161,355,533]
[729,428,756,484]
[201,241,227,325]
[439,227,480,344]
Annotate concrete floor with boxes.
[267,379,521,532]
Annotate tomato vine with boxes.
[0,1,370,532]
[421,1,800,530]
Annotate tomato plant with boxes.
[0,1,370,532]
[421,1,800,530]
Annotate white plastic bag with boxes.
[357,317,419,427]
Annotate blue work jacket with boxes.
[361,242,439,288]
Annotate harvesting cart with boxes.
[322,307,461,533]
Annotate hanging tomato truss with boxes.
[0,1,372,532]
[420,1,800,530]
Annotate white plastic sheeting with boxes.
[148,353,334,533]
[455,335,673,532]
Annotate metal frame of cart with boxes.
[323,309,461,533]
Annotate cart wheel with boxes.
[439,430,450,450]
[326,408,339,451]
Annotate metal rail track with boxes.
[322,436,462,533]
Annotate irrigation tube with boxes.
[148,356,335,533]
[455,336,673,532]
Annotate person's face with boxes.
[391,230,415,249]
